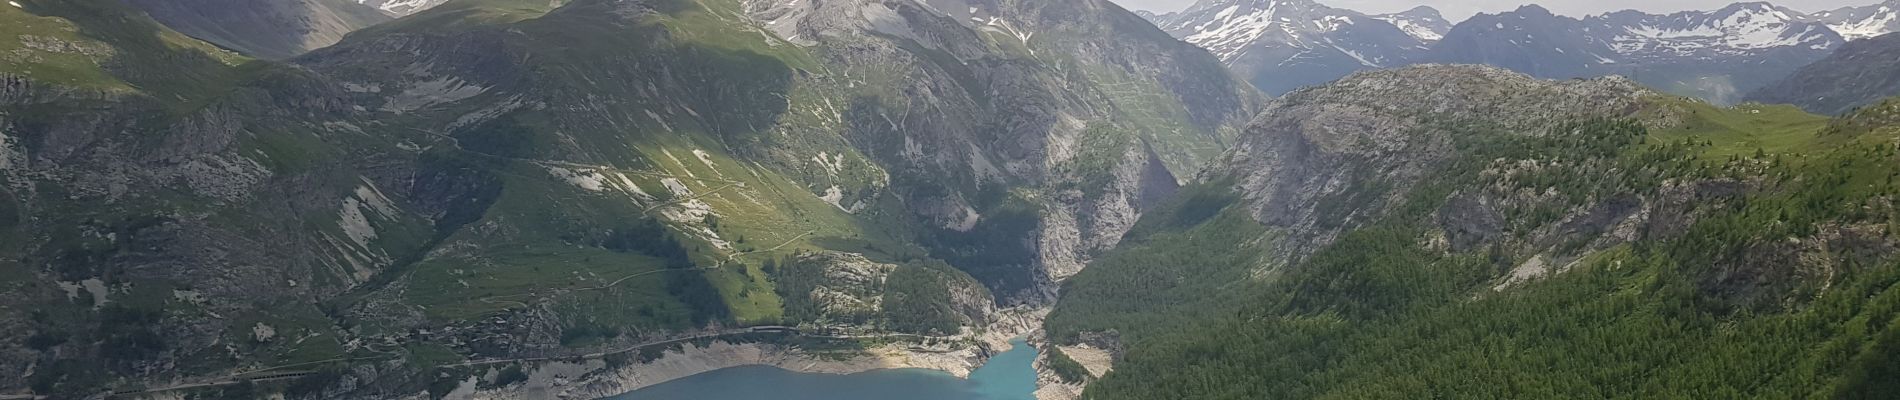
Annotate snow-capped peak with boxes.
[1153,0,1436,95]
[1162,0,1394,62]
[1598,2,1840,59]
[1373,6,1451,42]
[1815,1,1900,41]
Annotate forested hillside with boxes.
[1049,66,1900,399]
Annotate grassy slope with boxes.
[1054,99,1900,399]
[361,0,932,329]
[0,2,128,90]
[3,0,249,108]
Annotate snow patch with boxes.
[661,178,695,198]
[253,323,277,342]
[82,279,111,308]
[812,151,846,175]
[644,110,675,133]
[1829,6,1898,41]
[611,172,654,200]
[544,166,607,191]
[1376,16,1444,42]
[7,1,20,8]
[662,149,699,179]
[335,181,402,252]
[692,149,720,170]
[819,185,848,211]
[1316,15,1354,32]
[354,181,400,218]
[1332,45,1379,67]
[1609,5,1837,59]
[56,281,81,301]
[656,179,729,249]
[1179,1,1289,61]
[57,279,110,308]
[337,196,380,248]
[982,17,1035,47]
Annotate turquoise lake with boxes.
[606,339,1039,400]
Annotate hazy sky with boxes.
[1110,0,1882,21]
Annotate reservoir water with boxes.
[607,339,1040,400]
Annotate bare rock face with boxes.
[1203,65,1651,262]
[797,252,898,320]
[743,0,1261,304]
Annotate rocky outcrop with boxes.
[1202,65,1650,262]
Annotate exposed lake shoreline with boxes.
[448,308,1051,400]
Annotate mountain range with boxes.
[1158,0,1900,104]
[0,0,1257,396]
[1748,29,1900,114]
[1815,0,1900,40]
[1145,0,1441,96]
[7,0,1900,398]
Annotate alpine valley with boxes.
[3,0,1900,399]
[0,0,1258,397]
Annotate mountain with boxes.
[1372,5,1450,43]
[1157,0,1431,95]
[1047,64,1900,399]
[1427,5,1613,78]
[118,0,391,59]
[1427,2,1841,104]
[0,0,1259,397]
[116,0,468,60]
[1163,1,1848,104]
[1748,32,1900,115]
[1135,9,1173,24]
[1593,3,1837,62]
[1813,0,1900,41]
